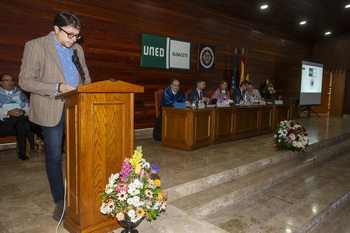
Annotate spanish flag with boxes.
[239,47,245,85]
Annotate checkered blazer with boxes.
[19,33,91,127]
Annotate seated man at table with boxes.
[188,78,208,104]
[153,79,190,141]
[244,82,264,101]
[0,73,31,160]
[232,80,249,104]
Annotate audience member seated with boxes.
[244,82,264,101]
[153,79,190,141]
[0,73,31,160]
[188,78,208,104]
[232,80,249,104]
[211,80,231,101]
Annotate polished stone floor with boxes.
[0,115,350,233]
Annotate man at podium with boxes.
[19,11,91,221]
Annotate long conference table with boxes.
[161,103,294,151]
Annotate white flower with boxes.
[128,187,140,196]
[292,141,297,147]
[297,142,302,148]
[128,209,136,219]
[130,215,142,223]
[152,200,161,210]
[132,179,143,189]
[105,184,114,194]
[127,197,135,206]
[100,203,109,214]
[278,139,281,142]
[141,158,150,169]
[128,183,137,190]
[274,134,277,138]
[290,134,296,140]
[108,173,119,185]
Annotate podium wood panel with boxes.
[56,80,144,233]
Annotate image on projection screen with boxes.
[300,62,323,93]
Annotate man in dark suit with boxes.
[233,80,249,103]
[188,78,207,104]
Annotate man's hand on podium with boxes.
[59,84,76,93]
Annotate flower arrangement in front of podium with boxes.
[100,146,167,223]
[273,117,309,154]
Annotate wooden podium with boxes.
[56,80,144,233]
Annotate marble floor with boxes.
[1,115,350,233]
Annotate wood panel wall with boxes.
[1,0,313,129]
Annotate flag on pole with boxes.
[244,49,249,82]
[239,47,245,85]
[231,48,237,90]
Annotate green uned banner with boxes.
[141,34,167,69]
[141,33,191,70]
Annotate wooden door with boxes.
[330,69,346,116]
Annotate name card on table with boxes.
[198,103,205,109]
[174,102,186,109]
[275,100,283,105]
[259,101,267,105]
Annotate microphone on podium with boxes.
[72,49,85,84]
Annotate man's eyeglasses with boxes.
[58,26,81,40]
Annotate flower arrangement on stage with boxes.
[263,79,276,98]
[273,118,309,154]
[100,146,167,223]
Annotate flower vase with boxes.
[265,92,271,99]
[119,217,142,233]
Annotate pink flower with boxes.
[115,183,128,192]
[116,212,125,221]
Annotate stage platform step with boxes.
[169,137,350,218]
[202,151,350,233]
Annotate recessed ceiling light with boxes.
[300,21,307,25]
[260,5,268,9]
[345,4,350,8]
[325,31,331,35]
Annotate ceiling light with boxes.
[325,31,331,35]
[300,21,307,25]
[345,4,350,8]
[260,5,268,9]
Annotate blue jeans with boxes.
[42,110,65,204]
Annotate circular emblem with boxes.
[200,46,214,69]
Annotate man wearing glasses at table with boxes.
[19,11,91,221]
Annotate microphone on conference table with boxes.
[72,49,86,84]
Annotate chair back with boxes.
[154,88,164,118]
[185,89,192,100]
[205,90,214,100]
[229,90,233,99]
